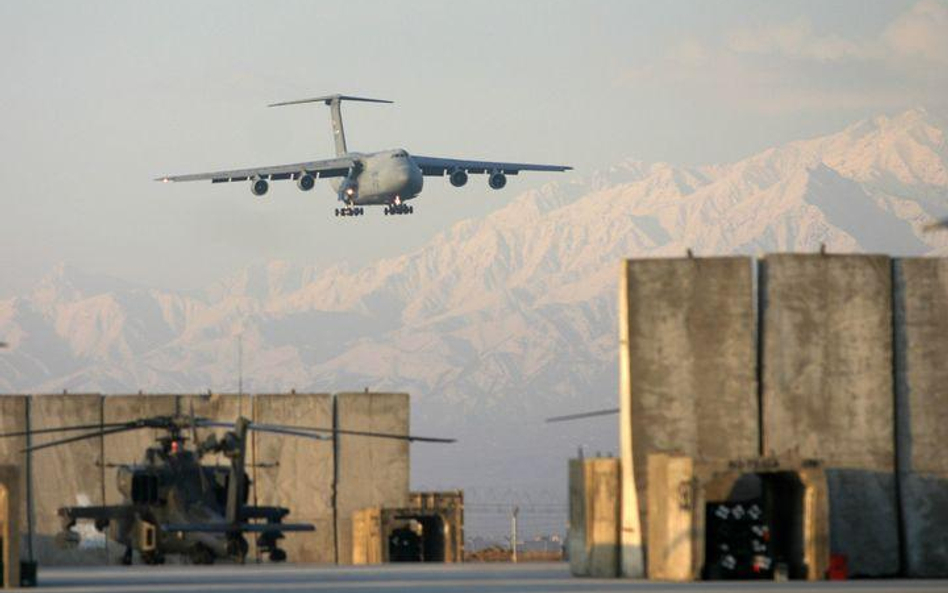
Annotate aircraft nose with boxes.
[397,166,410,184]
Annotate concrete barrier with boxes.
[0,465,22,587]
[334,392,410,565]
[568,458,620,578]
[893,258,948,577]
[646,453,693,581]
[0,396,28,561]
[29,393,106,565]
[619,257,758,576]
[761,254,898,576]
[252,393,334,563]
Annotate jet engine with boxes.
[488,172,507,190]
[251,178,269,196]
[296,173,315,191]
[449,169,468,187]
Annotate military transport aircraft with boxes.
[158,94,571,217]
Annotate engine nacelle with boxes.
[251,178,269,196]
[296,173,315,191]
[488,172,507,190]
[449,169,468,187]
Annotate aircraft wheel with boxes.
[270,548,287,563]
[408,206,414,214]
[384,208,389,215]
[121,547,133,566]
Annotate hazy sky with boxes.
[1,0,945,296]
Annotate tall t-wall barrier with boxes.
[0,391,410,566]
[620,253,948,578]
[619,257,759,577]
[761,254,898,576]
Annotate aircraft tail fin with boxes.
[269,94,393,156]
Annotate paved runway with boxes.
[27,563,948,592]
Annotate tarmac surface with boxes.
[25,563,948,592]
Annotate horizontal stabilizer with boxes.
[161,522,315,534]
[268,94,393,108]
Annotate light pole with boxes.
[510,506,519,563]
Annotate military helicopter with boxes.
[0,405,453,565]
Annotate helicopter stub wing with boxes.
[60,504,133,522]
[161,522,315,533]
[58,505,133,547]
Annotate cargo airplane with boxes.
[158,95,571,217]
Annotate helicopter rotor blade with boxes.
[0,421,135,439]
[244,425,332,441]
[195,420,455,444]
[251,422,456,444]
[545,408,620,423]
[22,423,145,453]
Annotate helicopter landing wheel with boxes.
[189,544,215,565]
[226,536,249,564]
[269,548,287,563]
[142,550,165,565]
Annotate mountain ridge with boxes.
[2,107,947,494]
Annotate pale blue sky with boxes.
[1,0,944,295]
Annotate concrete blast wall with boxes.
[0,397,27,561]
[619,257,758,576]
[0,391,409,566]
[334,392,410,566]
[30,394,106,565]
[253,393,334,563]
[894,258,948,577]
[569,458,621,578]
[760,254,898,576]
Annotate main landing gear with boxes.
[384,204,413,215]
[335,206,364,217]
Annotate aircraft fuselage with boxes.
[333,149,424,206]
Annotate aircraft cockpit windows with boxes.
[391,150,408,159]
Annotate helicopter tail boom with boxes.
[161,522,314,533]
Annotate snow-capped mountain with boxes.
[2,108,947,502]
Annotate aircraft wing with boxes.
[412,155,571,176]
[156,156,357,184]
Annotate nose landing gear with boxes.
[384,204,414,216]
[335,207,364,217]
